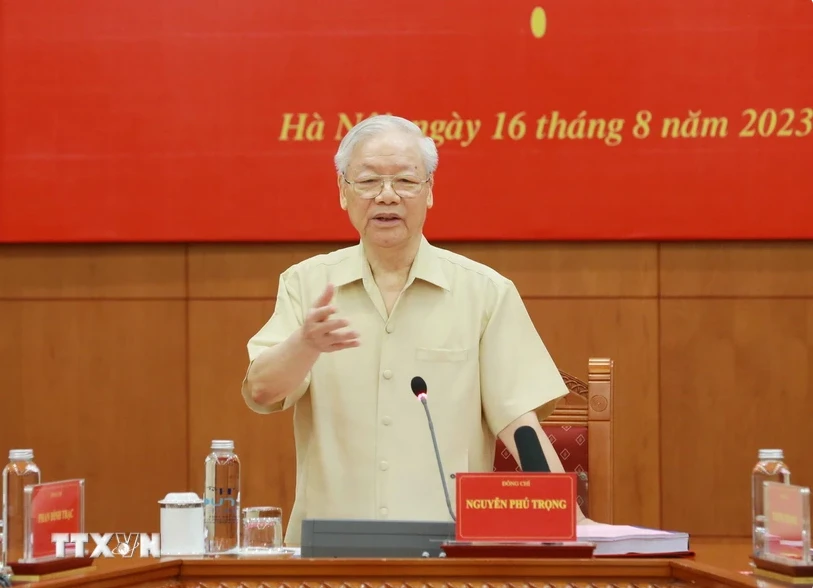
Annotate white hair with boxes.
[334,114,439,176]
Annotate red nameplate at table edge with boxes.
[455,472,577,542]
[763,481,810,561]
[25,479,84,560]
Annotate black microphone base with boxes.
[301,519,456,558]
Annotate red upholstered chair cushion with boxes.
[493,425,590,517]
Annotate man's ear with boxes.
[338,174,348,210]
[426,175,434,209]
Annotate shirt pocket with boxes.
[412,347,477,425]
[415,347,470,363]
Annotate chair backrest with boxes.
[493,358,614,523]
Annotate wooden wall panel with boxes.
[2,240,811,540]
[0,244,188,534]
[187,300,297,528]
[660,298,813,536]
[187,242,659,299]
[187,244,343,299]
[0,300,188,532]
[659,241,813,536]
[660,242,813,297]
[525,299,660,527]
[0,244,186,299]
[447,243,659,297]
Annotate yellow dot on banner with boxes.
[530,6,547,39]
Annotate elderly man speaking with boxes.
[242,114,570,546]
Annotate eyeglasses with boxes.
[343,174,430,199]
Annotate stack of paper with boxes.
[577,523,690,556]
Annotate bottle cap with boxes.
[9,449,34,460]
[758,449,784,460]
[211,440,234,451]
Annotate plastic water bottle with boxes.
[203,440,241,554]
[751,448,790,557]
[2,449,41,564]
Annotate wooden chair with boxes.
[493,358,614,523]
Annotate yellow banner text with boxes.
[465,498,568,511]
[37,508,75,524]
[771,512,799,526]
[276,108,813,148]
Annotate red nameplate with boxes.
[455,472,577,542]
[25,479,84,560]
[763,481,810,562]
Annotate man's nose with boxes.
[376,181,400,203]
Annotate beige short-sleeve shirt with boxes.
[242,237,568,546]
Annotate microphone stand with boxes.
[420,396,456,522]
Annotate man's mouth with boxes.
[372,213,401,224]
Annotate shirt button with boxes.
[380,507,388,516]
[383,370,393,379]
[385,324,394,334]
[380,461,389,471]
[382,416,392,426]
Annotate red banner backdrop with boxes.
[0,0,811,243]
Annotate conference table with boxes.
[12,538,785,588]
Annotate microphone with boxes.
[513,425,551,473]
[410,376,456,522]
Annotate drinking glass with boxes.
[241,506,283,553]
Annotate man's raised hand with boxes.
[301,283,360,352]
